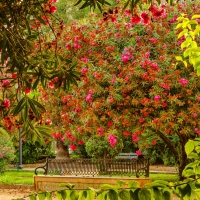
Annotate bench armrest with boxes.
[34,158,48,175]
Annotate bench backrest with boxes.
[35,157,149,177]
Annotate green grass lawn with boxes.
[0,170,179,185]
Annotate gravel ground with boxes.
[0,189,31,200]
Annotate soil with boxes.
[0,189,31,200]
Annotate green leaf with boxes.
[175,56,183,61]
[182,169,195,177]
[23,101,28,122]
[107,189,118,200]
[116,180,126,187]
[163,189,172,200]
[55,191,62,200]
[86,190,96,200]
[46,192,52,200]
[153,188,162,199]
[70,190,79,200]
[128,180,140,189]
[74,0,82,6]
[185,140,195,156]
[11,97,26,116]
[119,189,130,200]
[30,98,46,112]
[130,189,140,200]
[97,191,107,200]
[29,194,37,200]
[78,190,87,200]
[188,152,198,159]
[138,189,151,200]
[100,184,118,193]
[38,192,46,200]
[192,15,200,19]
[28,98,40,118]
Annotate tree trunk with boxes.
[156,130,189,180]
[56,139,69,159]
[178,134,189,180]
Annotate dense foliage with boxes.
[40,2,200,178]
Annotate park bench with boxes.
[34,156,147,177]
[34,157,150,192]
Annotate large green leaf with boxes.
[185,140,195,156]
[119,189,130,200]
[138,189,151,200]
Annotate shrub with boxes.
[14,140,55,164]
[0,127,15,173]
[85,135,123,159]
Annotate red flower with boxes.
[70,144,78,151]
[78,140,84,145]
[140,12,151,24]
[50,5,57,14]
[152,140,156,145]
[131,14,141,24]
[152,9,164,18]
[124,131,130,137]
[139,118,145,123]
[107,121,113,127]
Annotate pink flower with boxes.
[122,55,129,63]
[139,118,145,123]
[2,80,10,87]
[154,95,161,101]
[109,98,114,103]
[108,134,117,147]
[194,128,198,132]
[3,99,10,108]
[97,127,104,136]
[197,96,200,101]
[75,107,82,113]
[132,137,139,143]
[145,52,150,58]
[160,83,170,90]
[179,78,188,85]
[86,94,92,102]
[136,150,142,156]
[70,144,78,151]
[81,68,88,74]
[80,57,89,63]
[193,113,198,117]
[45,119,52,125]
[65,43,71,50]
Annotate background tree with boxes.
[41,2,200,179]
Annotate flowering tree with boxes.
[0,0,79,143]
[40,2,200,179]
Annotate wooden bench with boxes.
[34,157,151,192]
[34,157,148,177]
